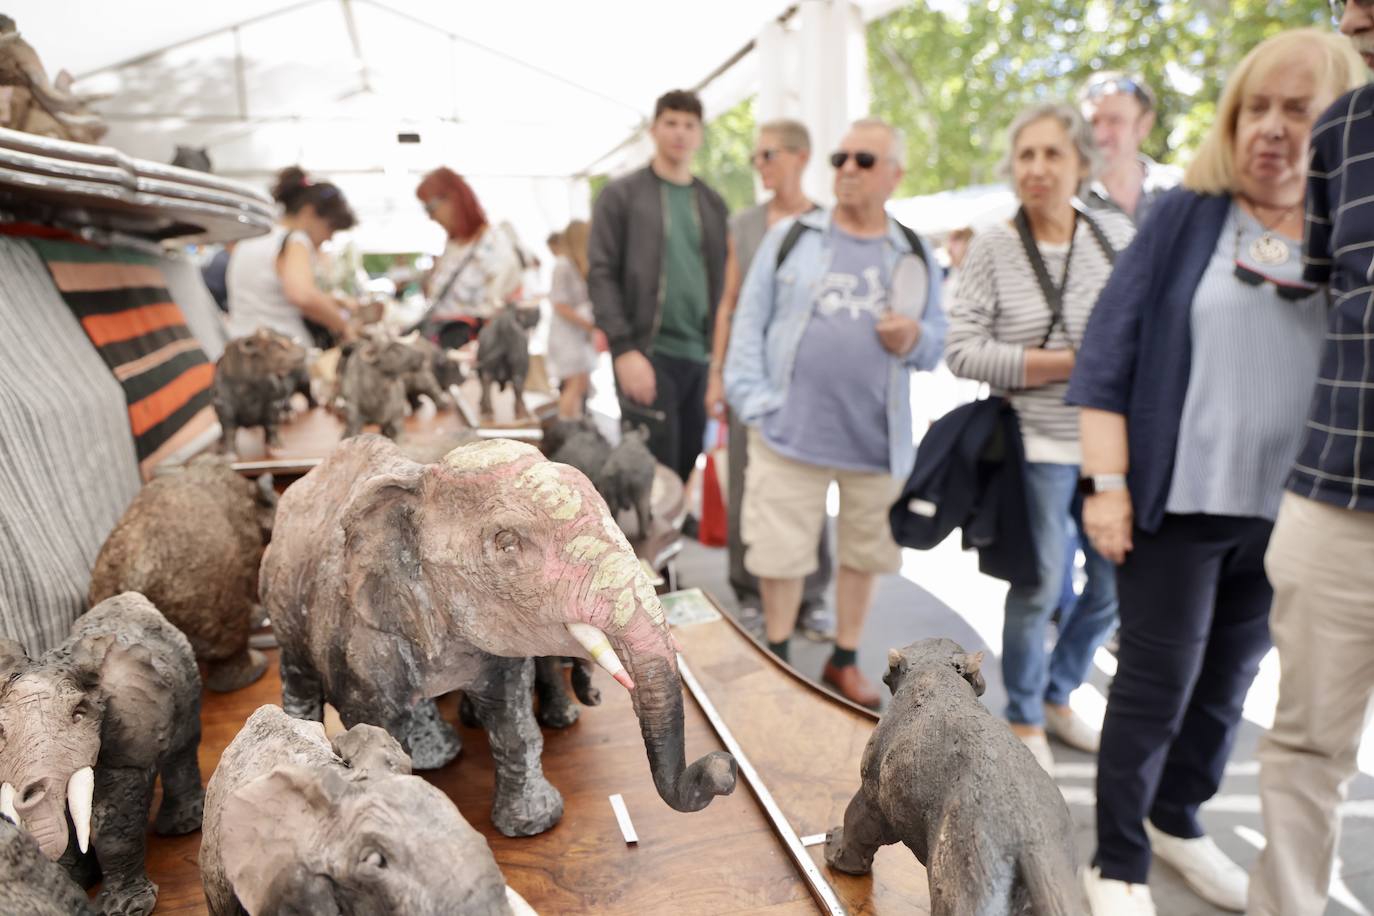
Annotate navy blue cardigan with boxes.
[1066,189,1231,534]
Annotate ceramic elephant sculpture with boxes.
[0,592,204,916]
[89,455,276,692]
[824,639,1082,916]
[201,705,536,916]
[476,305,536,419]
[338,335,425,440]
[595,425,655,539]
[0,815,97,916]
[214,328,308,455]
[261,435,736,837]
[404,334,463,410]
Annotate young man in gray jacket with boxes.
[589,89,729,482]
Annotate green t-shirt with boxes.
[653,178,711,362]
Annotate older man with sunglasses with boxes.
[724,118,946,707]
[1078,72,1181,225]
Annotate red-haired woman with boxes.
[415,167,521,348]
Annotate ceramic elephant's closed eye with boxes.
[262,435,736,838]
[0,815,97,916]
[0,592,204,916]
[89,455,276,692]
[823,638,1084,916]
[201,705,536,916]
[214,328,309,456]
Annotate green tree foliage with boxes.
[869,0,1335,196]
[695,95,761,211]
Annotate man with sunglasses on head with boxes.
[1251,5,1374,914]
[1078,72,1181,225]
[589,89,729,484]
[704,119,836,644]
[724,118,946,708]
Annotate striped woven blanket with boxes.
[29,238,216,479]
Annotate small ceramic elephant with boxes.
[403,335,463,410]
[262,435,736,838]
[550,426,611,484]
[89,455,276,692]
[595,425,655,538]
[541,415,599,458]
[338,335,425,439]
[201,705,536,916]
[476,305,535,419]
[0,815,97,916]
[214,328,308,455]
[824,639,1082,916]
[0,592,204,916]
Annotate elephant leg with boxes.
[399,698,462,771]
[278,645,324,722]
[512,378,529,419]
[479,377,494,416]
[458,692,482,728]
[92,765,159,916]
[635,493,652,539]
[264,419,283,449]
[569,658,601,707]
[534,657,579,729]
[153,723,204,837]
[824,789,896,876]
[467,656,563,837]
[382,419,402,441]
[219,421,237,456]
[342,405,363,439]
[204,646,268,693]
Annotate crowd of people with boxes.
[206,7,1374,914]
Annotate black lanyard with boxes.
[1013,207,1077,348]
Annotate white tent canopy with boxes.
[13,0,900,255]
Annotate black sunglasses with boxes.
[752,148,782,165]
[830,150,879,169]
[1233,262,1319,302]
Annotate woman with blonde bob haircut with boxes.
[547,219,599,417]
[1066,28,1365,916]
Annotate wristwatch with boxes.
[1078,473,1126,495]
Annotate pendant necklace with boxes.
[1241,196,1298,267]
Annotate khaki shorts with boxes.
[741,428,902,579]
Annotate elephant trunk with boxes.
[3,766,93,861]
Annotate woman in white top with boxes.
[414,167,521,349]
[944,103,1135,772]
[546,220,599,418]
[226,166,357,346]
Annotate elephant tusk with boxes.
[0,782,18,828]
[565,623,634,690]
[506,885,539,916]
[67,767,94,854]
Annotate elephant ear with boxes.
[221,764,344,915]
[330,723,411,776]
[953,650,986,697]
[0,638,29,680]
[71,633,175,762]
[340,468,447,661]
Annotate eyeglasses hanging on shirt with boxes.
[1012,207,1119,349]
[1231,225,1318,302]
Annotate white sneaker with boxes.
[1082,866,1156,916]
[1144,820,1248,912]
[1017,731,1055,773]
[1044,703,1101,752]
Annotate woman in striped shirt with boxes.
[945,103,1135,774]
[1067,29,1366,916]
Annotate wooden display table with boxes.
[138,592,929,914]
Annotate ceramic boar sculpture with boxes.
[214,328,308,455]
[88,455,276,692]
[339,335,425,440]
[596,425,655,539]
[262,435,736,837]
[476,305,536,419]
[201,705,536,916]
[824,638,1083,916]
[0,815,97,916]
[0,593,204,916]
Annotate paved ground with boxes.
[673,525,1374,915]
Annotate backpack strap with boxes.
[775,218,931,269]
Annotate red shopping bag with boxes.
[698,426,728,547]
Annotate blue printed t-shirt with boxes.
[762,228,892,472]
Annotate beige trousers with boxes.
[1250,492,1374,916]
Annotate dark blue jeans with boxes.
[1093,513,1274,884]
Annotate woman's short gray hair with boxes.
[998,103,1101,195]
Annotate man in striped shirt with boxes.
[1251,6,1374,913]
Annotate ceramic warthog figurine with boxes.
[262,435,736,837]
[338,336,425,439]
[0,815,96,916]
[0,593,203,916]
[213,328,308,455]
[824,638,1083,916]
[476,305,536,419]
[89,455,276,692]
[403,335,462,410]
[201,705,535,916]
[596,425,655,538]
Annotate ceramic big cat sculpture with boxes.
[261,435,736,837]
[0,593,203,916]
[201,705,535,916]
[824,639,1083,916]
